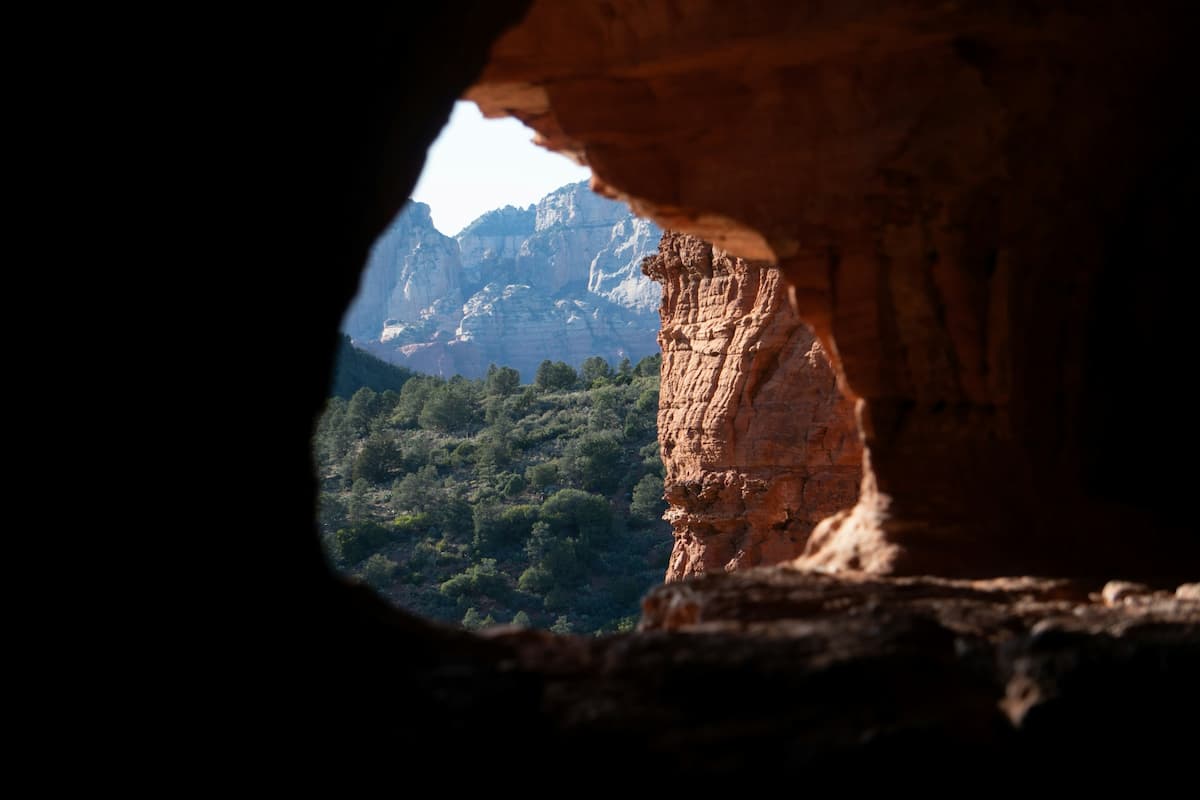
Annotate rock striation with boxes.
[341,201,462,344]
[343,181,662,380]
[645,233,861,580]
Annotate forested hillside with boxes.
[313,353,670,634]
[329,334,415,398]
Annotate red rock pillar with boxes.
[646,233,861,581]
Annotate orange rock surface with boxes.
[467,1,1200,579]
[644,232,860,580]
[255,0,1200,773]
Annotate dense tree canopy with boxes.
[330,335,416,399]
[485,364,521,397]
[313,351,670,635]
[580,356,614,388]
[534,360,579,392]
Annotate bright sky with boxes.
[411,101,592,236]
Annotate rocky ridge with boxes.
[341,202,461,343]
[344,181,662,380]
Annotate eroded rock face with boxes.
[342,202,463,343]
[645,232,860,580]
[467,1,1200,579]
[455,204,534,289]
[347,181,662,380]
[587,216,660,312]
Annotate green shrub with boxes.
[517,564,553,594]
[352,434,401,483]
[540,489,612,544]
[564,433,624,493]
[633,353,661,377]
[393,513,431,536]
[431,495,473,541]
[419,383,476,432]
[502,473,526,497]
[330,522,392,565]
[461,607,496,631]
[391,464,441,511]
[449,440,478,467]
[631,474,665,526]
[473,503,539,554]
[439,558,508,601]
[525,461,558,489]
[347,478,373,522]
[639,441,665,477]
[635,387,659,413]
[534,360,578,392]
[485,365,521,397]
[580,356,614,388]
[359,553,398,589]
[409,540,438,571]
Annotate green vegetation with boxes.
[329,334,416,399]
[313,352,670,635]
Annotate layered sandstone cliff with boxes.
[342,201,463,343]
[344,181,662,380]
[645,233,861,580]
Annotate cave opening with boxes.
[282,1,1198,775]
[314,100,674,635]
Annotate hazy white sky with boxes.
[411,101,592,236]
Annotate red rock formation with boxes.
[645,233,861,580]
[466,1,1200,580]
[252,1,1200,774]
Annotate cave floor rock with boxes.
[467,569,1199,777]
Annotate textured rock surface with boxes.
[252,0,1200,777]
[587,216,660,312]
[645,233,861,580]
[471,569,1198,778]
[455,203,535,290]
[341,202,462,343]
[346,181,662,380]
[467,0,1200,579]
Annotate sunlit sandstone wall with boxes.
[645,232,860,580]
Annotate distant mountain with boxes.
[341,181,662,380]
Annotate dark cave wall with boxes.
[232,1,1200,780]
[216,0,1200,782]
[253,3,533,673]
[272,3,531,591]
[243,2,555,769]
